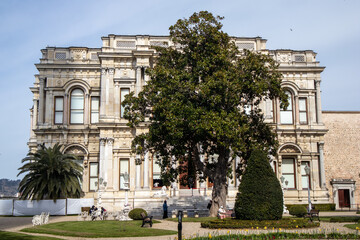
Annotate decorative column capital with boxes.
[108,68,115,75]
[318,141,325,150]
[135,157,142,165]
[107,138,114,146]
[315,79,321,87]
[100,138,106,146]
[101,68,107,75]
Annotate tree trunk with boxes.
[209,148,229,217]
[209,170,228,217]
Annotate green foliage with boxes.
[200,218,319,229]
[128,208,148,220]
[21,220,176,238]
[17,143,83,201]
[234,149,283,220]
[330,216,360,222]
[286,203,335,211]
[123,11,288,212]
[288,205,308,217]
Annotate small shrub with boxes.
[288,205,308,217]
[128,208,147,220]
[286,203,335,211]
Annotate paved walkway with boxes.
[1,212,359,240]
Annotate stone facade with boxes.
[28,34,330,211]
[323,111,360,209]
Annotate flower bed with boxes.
[201,218,319,229]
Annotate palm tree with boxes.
[18,143,83,201]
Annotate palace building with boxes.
[28,34,353,212]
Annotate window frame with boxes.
[119,158,129,190]
[282,158,297,190]
[299,97,308,125]
[120,88,130,118]
[54,96,64,124]
[89,162,99,192]
[301,161,311,190]
[280,91,294,124]
[70,88,85,124]
[90,96,100,124]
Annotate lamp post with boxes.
[95,177,107,210]
[280,176,288,213]
[304,164,312,212]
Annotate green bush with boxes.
[128,208,147,220]
[288,205,308,217]
[329,216,360,222]
[286,203,335,211]
[201,218,319,229]
[234,149,283,220]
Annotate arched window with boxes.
[280,91,293,124]
[70,89,84,124]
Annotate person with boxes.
[100,207,107,220]
[218,205,226,219]
[207,200,212,210]
[89,205,98,221]
[162,200,168,219]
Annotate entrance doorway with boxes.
[338,189,350,208]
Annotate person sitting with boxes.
[100,207,107,220]
[218,206,226,219]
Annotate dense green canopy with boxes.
[123,11,288,216]
[18,143,83,201]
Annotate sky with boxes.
[0,0,359,180]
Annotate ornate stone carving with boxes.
[280,145,301,153]
[100,138,106,146]
[277,53,292,63]
[65,145,86,155]
[101,68,107,75]
[108,68,114,75]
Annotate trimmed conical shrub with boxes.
[234,149,283,220]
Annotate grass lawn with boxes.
[166,217,217,222]
[344,223,360,230]
[0,230,62,240]
[21,220,177,238]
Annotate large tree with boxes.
[123,11,288,216]
[18,143,83,201]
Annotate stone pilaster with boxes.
[135,156,142,189]
[318,142,326,189]
[38,77,45,124]
[315,80,323,124]
[99,138,106,179]
[143,151,149,189]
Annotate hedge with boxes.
[201,218,319,229]
[286,203,336,211]
[329,216,360,222]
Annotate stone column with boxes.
[84,93,89,125]
[276,99,281,125]
[100,69,107,119]
[294,95,300,125]
[106,138,114,189]
[143,151,149,189]
[113,154,119,191]
[315,80,323,124]
[63,94,68,126]
[136,67,141,96]
[318,142,326,189]
[114,82,120,121]
[38,77,45,124]
[99,138,106,180]
[135,157,141,189]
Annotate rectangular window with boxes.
[91,97,99,124]
[89,163,98,191]
[153,158,163,188]
[119,159,129,189]
[282,158,296,189]
[54,97,63,124]
[301,161,311,189]
[120,88,130,118]
[280,92,293,124]
[299,98,307,124]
